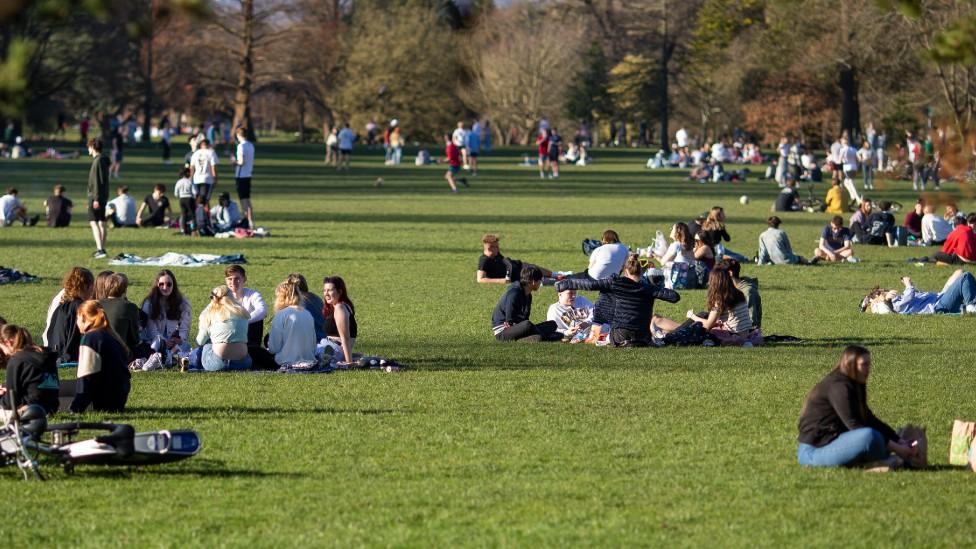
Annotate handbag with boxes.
[664,262,691,290]
[898,424,928,469]
[949,419,976,466]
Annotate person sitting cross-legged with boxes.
[491,267,560,342]
[757,216,813,265]
[814,216,857,263]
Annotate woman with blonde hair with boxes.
[267,275,317,368]
[48,267,95,363]
[699,206,749,261]
[194,285,251,371]
[70,300,131,413]
[797,345,919,469]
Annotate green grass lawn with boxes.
[1,141,976,546]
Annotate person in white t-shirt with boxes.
[233,127,255,227]
[106,185,138,227]
[675,127,688,150]
[337,123,355,171]
[0,188,37,226]
[189,139,219,200]
[587,229,630,279]
[838,137,860,205]
[546,287,595,337]
[452,121,469,168]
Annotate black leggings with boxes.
[179,197,195,234]
[495,320,558,342]
[933,252,970,265]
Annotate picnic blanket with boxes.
[214,227,271,239]
[0,266,41,284]
[109,253,246,267]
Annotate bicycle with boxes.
[0,401,200,480]
[797,183,824,212]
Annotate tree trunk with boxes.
[658,5,670,149]
[839,65,860,141]
[141,8,154,144]
[232,0,255,142]
[298,97,305,143]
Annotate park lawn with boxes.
[1,141,975,547]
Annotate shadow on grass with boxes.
[775,336,928,347]
[76,458,306,479]
[124,405,402,417]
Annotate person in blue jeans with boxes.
[859,270,976,315]
[797,345,918,468]
[193,285,252,371]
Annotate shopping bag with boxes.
[652,231,668,257]
[949,419,976,466]
[898,424,928,469]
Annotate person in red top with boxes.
[536,129,550,180]
[933,213,976,264]
[444,134,468,193]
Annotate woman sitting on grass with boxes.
[698,206,748,261]
[555,254,680,346]
[653,265,762,346]
[142,269,192,361]
[0,324,60,416]
[70,301,131,413]
[268,275,317,369]
[797,345,919,469]
[654,222,696,268]
[323,276,361,362]
[195,286,251,371]
[48,267,95,364]
[859,270,976,315]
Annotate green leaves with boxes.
[0,39,35,118]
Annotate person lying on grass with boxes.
[653,264,762,347]
[477,233,553,284]
[814,215,858,263]
[555,254,679,347]
[797,345,920,470]
[492,266,560,342]
[859,270,976,315]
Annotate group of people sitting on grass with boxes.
[0,265,361,415]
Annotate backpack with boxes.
[664,262,691,290]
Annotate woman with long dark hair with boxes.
[323,276,359,363]
[797,345,918,468]
[142,269,192,358]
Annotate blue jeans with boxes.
[200,343,252,371]
[935,272,976,313]
[797,428,888,467]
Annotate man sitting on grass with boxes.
[757,216,814,265]
[814,216,858,263]
[860,270,976,315]
[546,286,594,340]
[491,267,559,342]
[0,188,39,227]
[915,213,976,265]
[477,233,552,284]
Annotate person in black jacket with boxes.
[797,345,919,468]
[86,138,110,258]
[70,300,130,413]
[556,254,680,346]
[48,267,95,364]
[98,273,140,355]
[0,324,60,415]
[491,266,559,342]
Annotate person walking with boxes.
[86,139,110,258]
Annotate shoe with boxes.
[178,357,190,372]
[864,455,904,472]
[92,249,107,259]
[845,256,860,263]
[459,178,469,188]
[702,340,716,347]
[142,352,164,371]
[965,304,976,314]
[25,214,39,227]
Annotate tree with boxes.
[463,5,581,144]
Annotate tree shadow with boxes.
[123,405,403,418]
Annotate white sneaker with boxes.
[846,256,860,263]
[142,352,164,371]
[965,304,976,314]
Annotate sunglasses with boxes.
[158,282,173,288]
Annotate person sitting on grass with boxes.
[70,300,131,413]
[0,188,39,227]
[477,233,553,284]
[823,179,848,214]
[44,184,73,227]
[491,267,559,342]
[98,273,141,355]
[194,195,214,236]
[48,267,95,364]
[931,213,976,265]
[194,285,251,371]
[757,216,813,265]
[860,270,976,315]
[106,185,137,228]
[921,203,951,246]
[720,258,762,330]
[699,206,748,261]
[267,276,317,369]
[900,199,924,244]
[211,192,245,233]
[797,345,919,469]
[136,183,171,227]
[546,286,594,340]
[142,269,192,361]
[814,216,858,263]
[654,222,697,268]
[773,178,801,212]
[0,324,60,416]
[849,198,873,243]
[681,265,762,346]
[555,254,680,347]
[323,276,359,364]
[863,200,896,247]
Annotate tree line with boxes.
[1,0,975,148]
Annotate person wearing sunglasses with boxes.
[141,269,192,357]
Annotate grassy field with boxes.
[1,140,976,546]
